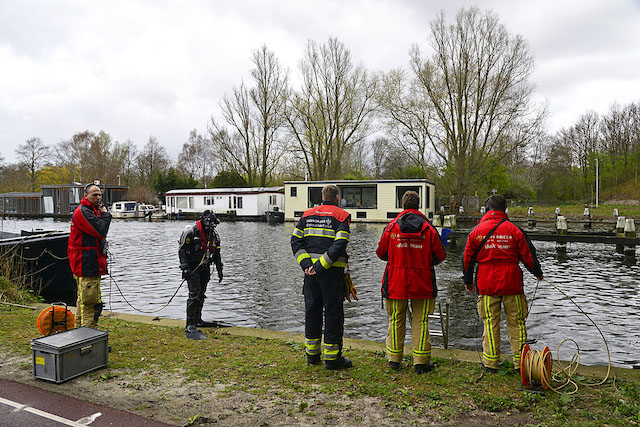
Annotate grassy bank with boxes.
[508,203,640,219]
[1,305,639,426]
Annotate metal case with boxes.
[31,327,109,383]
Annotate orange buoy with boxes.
[37,304,75,335]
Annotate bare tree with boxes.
[178,129,215,186]
[135,135,171,188]
[557,111,600,196]
[409,7,546,204]
[284,37,378,180]
[110,139,138,186]
[209,45,288,186]
[15,137,50,191]
[54,131,94,183]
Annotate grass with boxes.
[507,204,640,220]
[1,305,639,426]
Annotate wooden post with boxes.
[616,216,626,254]
[556,216,567,254]
[528,206,536,228]
[480,206,486,215]
[624,218,636,257]
[432,215,442,227]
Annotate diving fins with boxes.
[185,324,207,340]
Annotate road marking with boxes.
[0,395,95,426]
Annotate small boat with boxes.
[265,207,284,223]
[110,201,158,219]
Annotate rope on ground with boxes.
[522,278,612,395]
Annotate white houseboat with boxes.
[283,179,436,222]
[164,187,284,219]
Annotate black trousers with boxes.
[186,267,210,324]
[303,268,345,348]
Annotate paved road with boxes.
[0,379,172,426]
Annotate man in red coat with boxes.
[68,184,111,328]
[376,191,446,373]
[463,194,543,372]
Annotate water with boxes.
[3,217,639,368]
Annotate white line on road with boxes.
[0,395,101,426]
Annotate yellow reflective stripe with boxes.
[333,261,346,268]
[390,299,398,353]
[335,231,350,241]
[297,252,311,264]
[319,254,332,269]
[292,228,304,238]
[418,299,430,352]
[323,343,340,359]
[413,349,431,356]
[484,296,497,359]
[483,352,500,360]
[305,338,321,355]
[515,294,526,359]
[304,228,337,238]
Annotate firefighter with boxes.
[291,184,354,370]
[376,191,446,373]
[68,183,112,328]
[463,194,543,372]
[179,210,223,340]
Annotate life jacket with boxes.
[376,209,446,299]
[67,197,111,277]
[462,210,542,295]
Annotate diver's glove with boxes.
[181,269,190,280]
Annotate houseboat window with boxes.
[188,197,194,209]
[205,196,214,206]
[290,186,297,197]
[269,195,277,205]
[70,188,82,204]
[115,203,122,209]
[229,196,232,209]
[396,186,422,209]
[341,186,377,208]
[124,202,136,211]
[308,187,323,207]
[176,197,189,209]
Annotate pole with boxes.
[595,158,599,208]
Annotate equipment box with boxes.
[31,327,109,383]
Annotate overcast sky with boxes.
[1,0,639,163]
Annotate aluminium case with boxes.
[31,327,109,383]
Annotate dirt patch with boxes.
[0,350,536,426]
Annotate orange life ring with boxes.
[37,305,75,335]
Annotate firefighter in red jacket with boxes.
[291,184,353,370]
[463,194,543,372]
[376,191,446,374]
[67,184,112,328]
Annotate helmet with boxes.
[200,210,219,230]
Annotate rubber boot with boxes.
[185,318,206,340]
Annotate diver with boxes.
[178,210,224,340]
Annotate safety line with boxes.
[0,395,100,426]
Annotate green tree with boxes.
[152,168,198,198]
[211,170,247,188]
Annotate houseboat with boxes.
[164,187,284,220]
[283,179,436,223]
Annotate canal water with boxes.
[2,217,638,369]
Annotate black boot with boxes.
[185,318,206,340]
[325,357,353,370]
[307,354,321,365]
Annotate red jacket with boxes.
[463,210,542,295]
[376,209,446,299]
[68,197,112,277]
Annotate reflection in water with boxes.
[3,218,639,368]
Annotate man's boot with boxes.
[325,357,353,370]
[185,318,206,340]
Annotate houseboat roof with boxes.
[164,187,284,196]
[284,179,436,185]
[0,192,43,198]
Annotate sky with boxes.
[1,0,639,163]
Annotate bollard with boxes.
[443,215,451,228]
[449,215,457,229]
[583,207,591,230]
[616,216,626,254]
[527,207,536,228]
[555,207,561,217]
[556,216,567,254]
[480,206,486,215]
[624,218,636,257]
[432,215,442,227]
[459,205,464,214]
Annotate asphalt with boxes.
[0,378,171,427]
